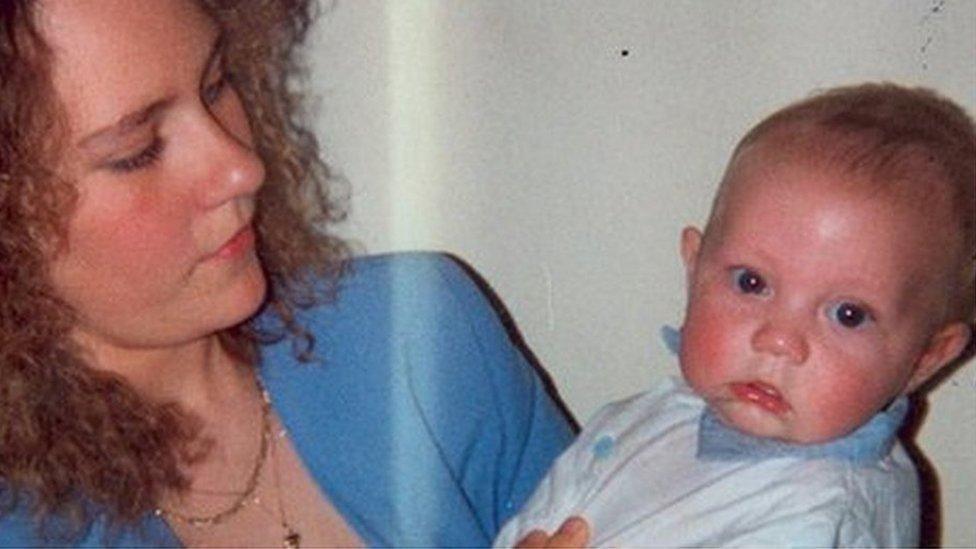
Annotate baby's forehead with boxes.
[722,136,954,216]
[710,150,963,296]
[721,144,950,228]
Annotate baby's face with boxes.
[678,153,960,443]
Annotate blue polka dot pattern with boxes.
[593,435,615,459]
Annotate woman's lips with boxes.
[212,225,255,260]
[730,381,791,415]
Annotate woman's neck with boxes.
[74,330,251,413]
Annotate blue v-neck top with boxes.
[0,253,574,547]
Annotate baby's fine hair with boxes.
[718,83,976,323]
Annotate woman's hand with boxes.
[515,516,590,548]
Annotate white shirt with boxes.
[495,376,919,547]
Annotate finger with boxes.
[515,529,550,548]
[547,516,590,548]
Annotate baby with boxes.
[496,83,975,547]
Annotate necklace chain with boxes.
[155,378,270,527]
[156,376,302,547]
[271,425,302,548]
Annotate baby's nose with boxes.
[750,321,809,364]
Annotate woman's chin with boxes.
[186,263,270,340]
[219,265,270,328]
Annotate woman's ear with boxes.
[905,322,973,393]
[680,226,703,280]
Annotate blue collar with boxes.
[696,397,909,465]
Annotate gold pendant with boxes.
[283,528,301,548]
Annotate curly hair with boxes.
[0,0,348,540]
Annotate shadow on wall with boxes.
[900,400,940,548]
[905,334,976,547]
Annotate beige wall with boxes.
[308,1,975,545]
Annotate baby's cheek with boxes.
[799,362,889,438]
[681,304,737,383]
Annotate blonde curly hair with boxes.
[0,0,348,539]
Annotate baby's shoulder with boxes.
[557,377,704,472]
[581,377,703,439]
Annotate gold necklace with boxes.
[156,377,302,547]
[155,379,271,527]
[270,421,302,548]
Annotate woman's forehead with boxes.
[38,0,218,138]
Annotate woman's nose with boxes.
[750,321,810,364]
[193,101,266,208]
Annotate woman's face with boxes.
[41,0,268,356]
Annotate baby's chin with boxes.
[708,399,818,444]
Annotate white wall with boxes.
[307,1,976,545]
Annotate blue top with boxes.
[0,252,575,547]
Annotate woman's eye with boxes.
[828,302,873,329]
[107,138,164,173]
[731,267,767,295]
[201,73,228,106]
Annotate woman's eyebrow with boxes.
[76,32,225,152]
[77,98,174,151]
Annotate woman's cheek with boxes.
[86,184,193,265]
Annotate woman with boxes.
[0,0,575,545]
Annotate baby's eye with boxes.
[827,302,873,329]
[731,267,767,295]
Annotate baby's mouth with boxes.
[729,381,791,415]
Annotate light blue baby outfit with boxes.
[495,371,919,547]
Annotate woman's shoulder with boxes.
[258,250,566,460]
[344,250,467,281]
[328,251,490,320]
[0,507,38,548]
[301,251,515,361]
[260,250,542,407]
[258,252,573,546]
[0,502,171,548]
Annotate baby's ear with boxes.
[680,227,703,279]
[905,322,973,393]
